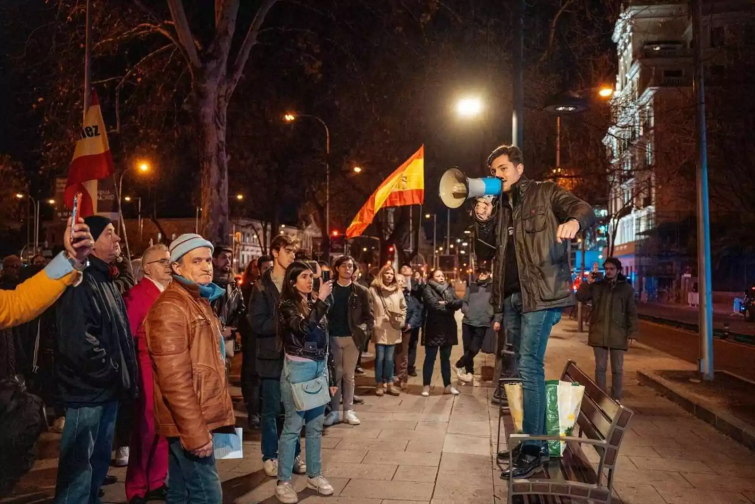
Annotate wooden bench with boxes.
[503,360,635,504]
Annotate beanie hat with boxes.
[84,216,112,242]
[170,233,214,263]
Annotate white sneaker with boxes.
[276,481,299,503]
[455,366,473,383]
[421,385,431,397]
[264,458,278,477]
[308,476,335,496]
[114,446,129,467]
[293,454,307,475]
[323,410,341,427]
[444,385,460,395]
[344,410,361,425]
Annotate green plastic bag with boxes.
[545,380,586,457]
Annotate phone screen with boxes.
[322,270,331,283]
[70,192,82,243]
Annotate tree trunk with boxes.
[197,78,230,244]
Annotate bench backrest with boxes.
[560,360,634,469]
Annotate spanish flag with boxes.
[65,90,115,216]
[346,145,425,238]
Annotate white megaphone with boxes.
[439,167,503,209]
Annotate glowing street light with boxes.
[236,194,244,201]
[456,97,483,117]
[47,199,55,205]
[15,193,23,199]
[353,166,362,173]
[124,196,132,202]
[138,162,150,173]
[283,113,296,122]
[598,87,614,98]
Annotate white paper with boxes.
[213,427,243,459]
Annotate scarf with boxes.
[174,275,225,301]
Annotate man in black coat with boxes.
[475,145,595,479]
[53,216,138,504]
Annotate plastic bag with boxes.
[503,382,524,433]
[545,380,585,457]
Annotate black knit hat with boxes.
[84,215,112,242]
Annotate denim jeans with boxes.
[503,293,562,447]
[375,344,396,384]
[54,401,118,504]
[407,327,420,371]
[260,377,301,462]
[423,345,453,386]
[166,437,222,504]
[279,358,326,482]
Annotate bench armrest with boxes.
[505,434,608,468]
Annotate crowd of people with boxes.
[0,144,645,503]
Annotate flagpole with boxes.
[113,174,131,260]
[82,0,98,214]
[409,206,414,253]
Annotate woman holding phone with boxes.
[275,262,335,503]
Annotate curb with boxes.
[636,370,755,451]
[637,313,755,346]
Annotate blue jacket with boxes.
[403,285,423,331]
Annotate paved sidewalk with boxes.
[3,316,755,504]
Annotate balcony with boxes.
[642,47,692,59]
[639,68,692,94]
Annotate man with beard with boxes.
[211,245,244,371]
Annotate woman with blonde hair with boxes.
[369,265,406,396]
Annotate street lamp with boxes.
[124,196,143,242]
[456,97,483,118]
[284,112,331,243]
[598,86,614,98]
[236,194,244,201]
[426,213,438,269]
[117,160,151,259]
[353,166,362,173]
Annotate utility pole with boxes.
[512,0,524,148]
[692,0,714,380]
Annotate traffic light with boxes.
[330,234,345,254]
[332,230,340,237]
[388,245,395,253]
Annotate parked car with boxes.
[739,286,755,322]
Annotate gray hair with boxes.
[143,243,169,264]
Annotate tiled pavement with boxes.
[4,315,755,504]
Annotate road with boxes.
[637,302,755,337]
[636,319,755,382]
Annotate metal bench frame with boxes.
[504,360,635,504]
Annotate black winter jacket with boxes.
[403,285,423,331]
[476,176,595,314]
[248,269,283,379]
[54,257,138,406]
[422,281,462,347]
[278,297,330,361]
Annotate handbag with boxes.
[285,362,330,412]
[378,291,404,330]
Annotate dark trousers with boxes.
[166,437,222,504]
[423,345,453,387]
[407,327,420,372]
[457,324,487,374]
[115,395,134,450]
[54,401,118,504]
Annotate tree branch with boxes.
[167,0,201,68]
[212,0,239,62]
[227,0,278,93]
[540,0,576,63]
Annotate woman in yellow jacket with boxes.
[0,218,93,330]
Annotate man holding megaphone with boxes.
[471,145,595,479]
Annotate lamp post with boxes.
[16,193,39,253]
[425,213,437,269]
[284,113,331,240]
[124,196,143,242]
[116,160,150,258]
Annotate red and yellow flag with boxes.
[346,145,425,238]
[65,90,114,217]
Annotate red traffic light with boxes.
[388,246,395,252]
[332,230,340,237]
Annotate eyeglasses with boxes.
[146,258,171,266]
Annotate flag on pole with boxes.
[346,145,425,238]
[65,89,114,217]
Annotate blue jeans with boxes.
[375,344,396,384]
[260,377,301,462]
[166,437,222,504]
[279,359,326,482]
[54,401,118,504]
[423,345,452,386]
[503,293,562,447]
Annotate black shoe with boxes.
[498,446,549,464]
[103,474,117,486]
[129,497,148,504]
[500,448,546,479]
[354,366,365,376]
[352,395,365,405]
[248,414,260,430]
[408,368,417,377]
[146,485,169,501]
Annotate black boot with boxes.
[500,446,546,479]
[498,444,549,464]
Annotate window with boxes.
[646,142,654,167]
[710,26,725,48]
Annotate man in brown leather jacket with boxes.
[145,234,235,504]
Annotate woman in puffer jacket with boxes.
[369,265,406,397]
[421,269,463,397]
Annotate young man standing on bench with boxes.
[474,145,595,479]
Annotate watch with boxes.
[67,256,89,272]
